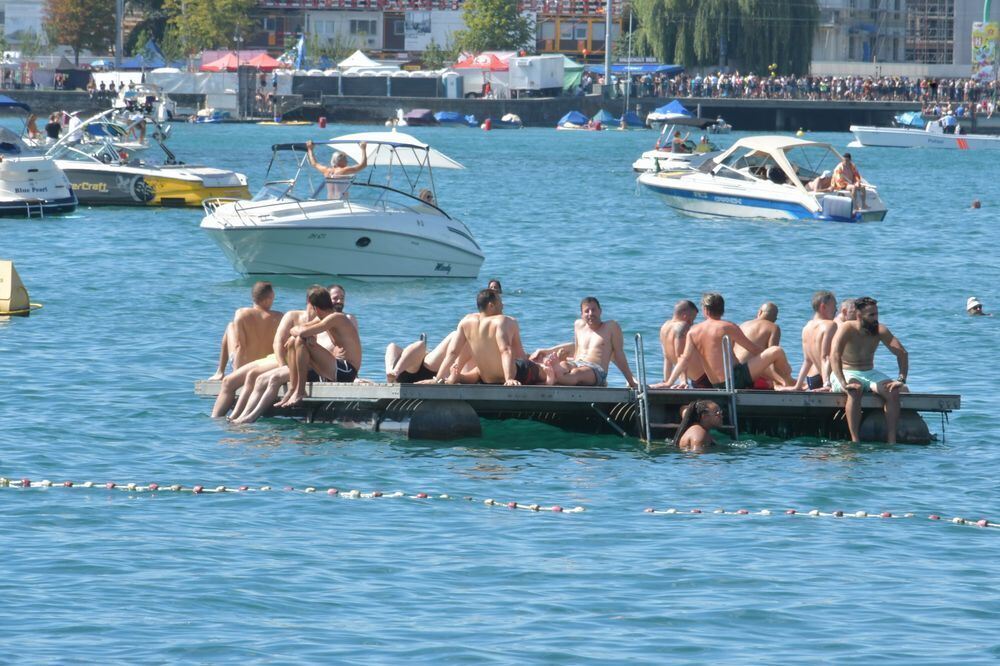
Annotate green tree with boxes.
[453,0,533,53]
[162,0,256,54]
[421,37,459,69]
[306,32,359,66]
[43,0,116,64]
[17,29,52,59]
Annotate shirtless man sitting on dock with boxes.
[434,288,544,385]
[830,296,908,444]
[650,300,710,389]
[210,281,282,380]
[793,290,837,391]
[229,285,357,423]
[661,293,795,390]
[530,297,637,388]
[278,286,363,407]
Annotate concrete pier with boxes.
[196,380,960,443]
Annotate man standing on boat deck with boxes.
[305,139,368,199]
[434,288,544,385]
[662,293,795,391]
[832,152,867,212]
[650,299,710,388]
[210,281,283,380]
[830,297,908,444]
[793,291,838,391]
[530,297,637,388]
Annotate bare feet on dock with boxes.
[446,362,461,384]
[209,371,223,381]
[543,352,565,386]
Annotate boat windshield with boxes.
[253,180,296,201]
[781,145,840,183]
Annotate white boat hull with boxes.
[202,200,484,280]
[849,125,1000,149]
[638,172,887,223]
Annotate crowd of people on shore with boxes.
[209,282,912,449]
[596,71,999,109]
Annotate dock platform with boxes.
[195,380,960,443]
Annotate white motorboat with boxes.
[645,101,715,129]
[200,131,485,280]
[632,124,722,172]
[708,116,733,134]
[849,123,1000,150]
[0,96,77,217]
[638,135,888,223]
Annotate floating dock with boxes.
[194,380,960,444]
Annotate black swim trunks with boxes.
[514,358,544,385]
[317,359,359,383]
[397,362,436,383]
[806,374,823,390]
[712,362,753,390]
[690,374,713,389]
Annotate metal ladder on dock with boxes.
[633,333,740,443]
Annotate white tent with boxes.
[337,50,399,72]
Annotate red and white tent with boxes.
[453,52,515,72]
[200,52,240,72]
[247,53,285,71]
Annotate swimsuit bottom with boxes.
[567,358,608,386]
[689,374,713,389]
[514,358,544,385]
[314,359,359,383]
[712,362,753,390]
[397,362,436,384]
[830,368,891,393]
[806,374,823,390]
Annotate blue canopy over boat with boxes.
[557,110,589,126]
[591,109,616,124]
[0,94,30,112]
[618,110,644,127]
[434,111,477,126]
[652,100,692,117]
[894,111,925,128]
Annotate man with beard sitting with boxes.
[830,296,909,444]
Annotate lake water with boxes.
[2,120,998,663]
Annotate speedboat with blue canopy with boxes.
[0,98,77,217]
[200,130,484,279]
[434,111,477,127]
[638,135,887,222]
[646,100,715,129]
[556,110,593,130]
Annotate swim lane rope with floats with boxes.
[1,476,996,529]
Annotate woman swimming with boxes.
[672,400,724,452]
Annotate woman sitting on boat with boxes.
[672,400,724,452]
[306,139,368,200]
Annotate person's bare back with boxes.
[800,318,836,384]
[460,312,521,384]
[735,303,780,363]
[232,305,283,367]
[689,318,747,385]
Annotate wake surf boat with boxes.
[0,97,77,217]
[47,126,248,207]
[638,135,888,223]
[200,131,484,280]
[632,124,722,172]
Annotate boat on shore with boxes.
[638,135,887,223]
[200,131,484,279]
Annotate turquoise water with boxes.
[2,121,999,662]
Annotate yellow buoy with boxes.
[796,128,806,137]
[0,259,36,316]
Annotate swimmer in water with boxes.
[672,400,724,452]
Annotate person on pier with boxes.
[661,293,795,391]
[434,288,544,385]
[792,290,838,391]
[530,297,637,388]
[652,299,711,389]
[210,281,283,381]
[829,296,908,444]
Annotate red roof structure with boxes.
[247,53,285,71]
[453,53,512,72]
[200,52,240,72]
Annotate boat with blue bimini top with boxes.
[637,135,888,223]
[200,131,484,280]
